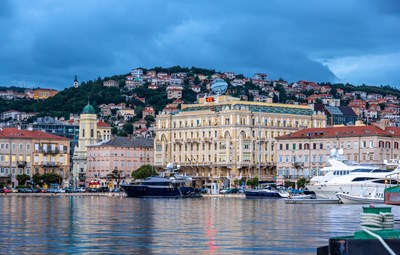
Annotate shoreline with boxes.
[1,193,246,198]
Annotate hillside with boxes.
[1,66,400,121]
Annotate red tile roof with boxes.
[0,128,70,140]
[276,125,400,140]
[97,121,110,127]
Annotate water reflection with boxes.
[0,196,398,254]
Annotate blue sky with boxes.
[0,0,399,90]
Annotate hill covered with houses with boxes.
[1,66,400,136]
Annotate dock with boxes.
[285,198,342,204]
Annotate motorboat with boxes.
[307,167,400,199]
[308,149,378,186]
[121,163,202,198]
[336,187,384,204]
[244,184,289,199]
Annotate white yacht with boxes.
[308,149,378,185]
[307,167,400,199]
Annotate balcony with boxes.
[292,162,304,168]
[42,162,59,167]
[42,148,60,155]
[17,161,27,167]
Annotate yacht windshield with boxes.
[351,169,377,173]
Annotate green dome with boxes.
[82,104,96,114]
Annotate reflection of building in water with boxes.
[154,95,326,188]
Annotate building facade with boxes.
[0,127,70,188]
[154,95,326,188]
[72,104,111,187]
[275,122,400,180]
[33,88,58,100]
[86,137,154,187]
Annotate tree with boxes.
[107,169,126,188]
[132,164,157,180]
[42,173,62,185]
[246,177,259,188]
[33,173,44,186]
[123,123,134,135]
[296,178,309,189]
[16,174,30,187]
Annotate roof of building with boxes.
[276,125,400,140]
[82,103,96,114]
[97,121,110,127]
[181,103,314,116]
[339,106,357,116]
[88,136,153,148]
[0,128,70,140]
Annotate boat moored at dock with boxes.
[121,164,202,198]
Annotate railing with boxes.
[17,161,27,167]
[42,162,59,167]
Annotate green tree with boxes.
[33,173,44,186]
[16,174,30,186]
[42,173,62,185]
[132,164,157,180]
[296,178,309,189]
[246,177,259,188]
[107,169,126,188]
[123,123,134,135]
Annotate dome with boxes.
[211,78,228,95]
[82,104,96,114]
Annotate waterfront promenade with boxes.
[0,192,246,198]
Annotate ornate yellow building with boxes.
[154,95,326,187]
[72,103,111,187]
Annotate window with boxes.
[82,129,85,138]
[12,143,16,150]
[27,144,31,150]
[19,144,23,150]
[91,129,94,138]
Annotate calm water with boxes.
[1,196,399,255]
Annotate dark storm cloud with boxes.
[0,0,399,89]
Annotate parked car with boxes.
[219,188,243,194]
[2,188,11,193]
[97,187,110,192]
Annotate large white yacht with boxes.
[308,149,378,185]
[307,167,400,199]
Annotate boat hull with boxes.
[121,185,201,198]
[244,190,286,199]
[336,193,384,204]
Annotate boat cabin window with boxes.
[372,179,398,184]
[351,169,377,173]
[145,182,170,186]
[351,177,379,182]
[370,169,392,173]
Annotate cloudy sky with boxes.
[0,0,399,90]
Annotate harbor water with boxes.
[1,196,399,254]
